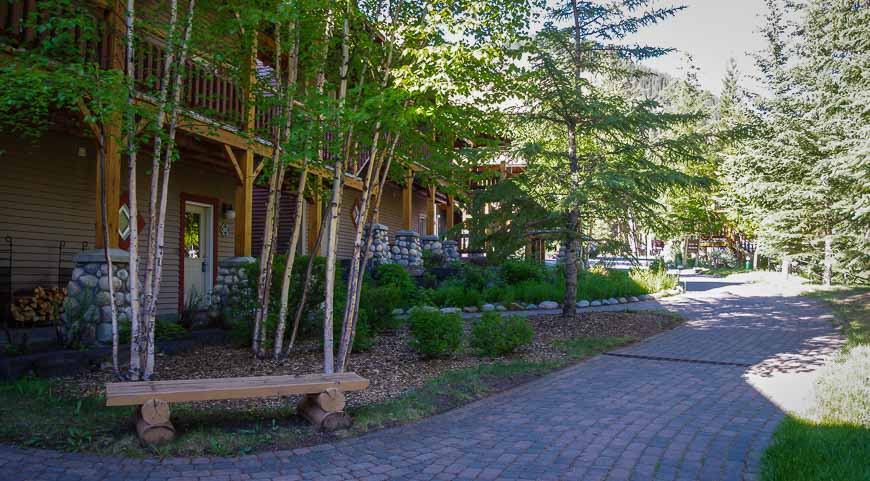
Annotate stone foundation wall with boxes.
[214,257,255,308]
[61,249,131,346]
[393,230,423,267]
[442,240,460,263]
[365,224,392,267]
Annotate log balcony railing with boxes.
[1,0,280,137]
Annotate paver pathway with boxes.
[2,273,843,481]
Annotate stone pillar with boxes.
[215,257,256,309]
[393,230,422,267]
[421,235,444,266]
[442,240,460,264]
[365,224,392,268]
[62,249,131,346]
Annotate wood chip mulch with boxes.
[58,310,681,411]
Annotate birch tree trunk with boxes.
[144,0,196,378]
[124,0,142,380]
[322,1,350,374]
[140,0,180,375]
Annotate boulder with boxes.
[629,296,640,303]
[590,300,602,307]
[576,300,590,308]
[440,307,461,314]
[463,306,479,313]
[525,304,538,310]
[508,302,526,311]
[538,300,559,310]
[391,308,405,316]
[607,298,618,305]
[617,297,627,304]
[495,305,507,311]
[481,304,496,312]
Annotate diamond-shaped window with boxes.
[119,204,131,240]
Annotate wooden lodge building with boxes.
[0,0,459,325]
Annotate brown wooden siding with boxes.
[251,185,298,258]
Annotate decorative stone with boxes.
[576,300,590,308]
[96,323,113,343]
[508,302,525,311]
[463,306,479,313]
[115,268,129,280]
[95,291,112,306]
[391,308,405,316]
[440,307,461,314]
[495,305,507,311]
[85,263,101,274]
[79,275,99,288]
[617,297,627,304]
[590,300,602,307]
[538,300,559,310]
[629,296,640,302]
[71,267,85,281]
[607,298,618,305]
[526,304,538,310]
[114,292,126,306]
[481,304,495,311]
[67,282,82,298]
[99,275,122,291]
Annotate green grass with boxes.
[0,335,635,457]
[761,286,870,481]
[761,417,870,481]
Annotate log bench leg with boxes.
[297,388,352,432]
[136,399,176,445]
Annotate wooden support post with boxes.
[446,194,455,232]
[95,124,122,249]
[234,150,254,257]
[307,181,322,254]
[135,399,175,445]
[402,169,414,230]
[297,389,351,432]
[427,185,436,235]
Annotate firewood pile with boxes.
[10,287,67,323]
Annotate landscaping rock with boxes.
[463,306,479,313]
[629,296,640,302]
[391,308,405,316]
[607,298,619,305]
[526,304,538,310]
[538,300,559,310]
[576,300,590,308]
[590,300,602,307]
[617,297,628,304]
[481,304,496,312]
[439,307,461,314]
[508,302,526,311]
[495,305,507,311]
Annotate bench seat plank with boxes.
[105,372,369,406]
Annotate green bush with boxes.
[500,259,545,284]
[408,309,463,357]
[119,318,187,344]
[360,284,405,331]
[629,267,677,294]
[470,312,534,356]
[431,280,482,307]
[508,279,564,304]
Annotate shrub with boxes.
[500,259,545,284]
[629,267,678,294]
[482,285,513,304]
[360,284,404,331]
[408,309,463,357]
[470,312,533,356]
[509,280,564,304]
[119,318,187,343]
[431,280,482,307]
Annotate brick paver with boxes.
[1,273,842,481]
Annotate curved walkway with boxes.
[3,274,843,481]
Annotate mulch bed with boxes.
[58,310,681,410]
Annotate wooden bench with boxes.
[106,372,369,444]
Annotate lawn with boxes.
[761,287,870,481]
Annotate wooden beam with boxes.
[223,144,244,182]
[307,180,323,254]
[402,169,414,230]
[446,194,455,231]
[427,185,436,236]
[234,149,254,256]
[95,123,122,249]
[253,157,266,178]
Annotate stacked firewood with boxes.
[10,287,67,323]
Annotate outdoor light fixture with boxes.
[222,203,236,221]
